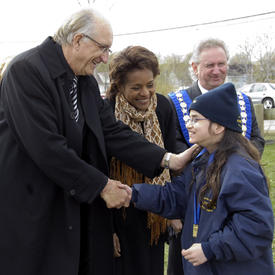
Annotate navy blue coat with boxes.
[132,151,274,275]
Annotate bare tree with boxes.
[237,39,255,82]
[76,0,95,6]
[231,33,275,83]
[156,53,192,95]
[253,34,275,82]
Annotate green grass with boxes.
[261,133,275,263]
[164,133,275,272]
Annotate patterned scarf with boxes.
[110,92,171,245]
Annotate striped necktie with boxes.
[70,76,79,122]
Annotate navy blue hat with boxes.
[189,82,242,133]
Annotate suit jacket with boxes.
[168,81,265,154]
[0,37,166,275]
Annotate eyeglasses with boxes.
[82,34,112,54]
[186,117,208,126]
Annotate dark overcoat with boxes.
[0,37,165,275]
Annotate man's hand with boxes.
[162,144,199,172]
[181,243,207,266]
[100,179,132,208]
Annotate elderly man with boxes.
[0,8,192,275]
[167,38,265,275]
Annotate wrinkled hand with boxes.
[182,243,207,266]
[167,219,182,234]
[167,144,199,173]
[100,179,132,208]
[113,233,121,257]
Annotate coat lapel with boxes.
[80,78,108,161]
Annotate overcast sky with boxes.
[0,0,274,62]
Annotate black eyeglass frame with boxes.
[82,34,112,54]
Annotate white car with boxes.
[238,83,275,109]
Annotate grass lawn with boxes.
[164,133,275,273]
[261,133,275,262]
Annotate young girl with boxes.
[131,82,274,275]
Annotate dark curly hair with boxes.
[106,46,160,100]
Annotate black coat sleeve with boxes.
[156,93,177,154]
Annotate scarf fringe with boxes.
[110,93,170,245]
[147,212,167,245]
[110,158,167,245]
[110,158,143,186]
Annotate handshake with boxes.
[100,179,132,209]
[100,145,198,209]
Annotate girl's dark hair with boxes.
[106,46,160,100]
[194,128,261,209]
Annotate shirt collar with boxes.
[198,81,208,94]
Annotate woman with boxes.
[131,82,274,275]
[105,45,176,275]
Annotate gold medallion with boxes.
[193,224,198,238]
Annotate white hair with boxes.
[53,8,111,45]
[189,38,230,80]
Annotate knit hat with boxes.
[189,82,242,133]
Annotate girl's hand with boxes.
[167,219,182,234]
[181,243,207,266]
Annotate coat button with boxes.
[68,225,73,231]
[70,189,76,196]
[70,112,75,119]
